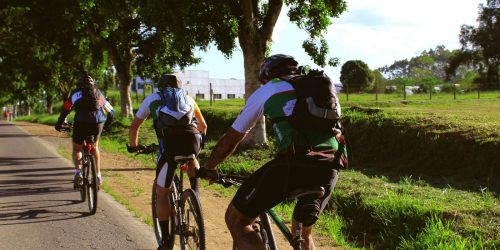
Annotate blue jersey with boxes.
[58,88,114,124]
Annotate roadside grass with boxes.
[213,147,499,249]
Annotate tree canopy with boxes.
[340,60,373,92]
[446,0,500,89]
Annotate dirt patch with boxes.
[16,121,339,249]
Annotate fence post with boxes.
[209,82,213,106]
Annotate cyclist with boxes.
[127,74,207,250]
[199,54,344,250]
[55,75,114,188]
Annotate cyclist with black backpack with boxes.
[127,74,207,250]
[198,54,347,250]
[55,75,114,188]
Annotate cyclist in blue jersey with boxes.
[55,75,114,188]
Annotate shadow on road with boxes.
[0,156,63,167]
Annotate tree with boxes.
[340,60,373,92]
[0,1,107,114]
[447,0,500,89]
[162,0,348,146]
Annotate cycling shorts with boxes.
[72,122,104,144]
[156,132,201,188]
[232,155,339,226]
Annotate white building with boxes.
[132,70,245,100]
[174,70,245,100]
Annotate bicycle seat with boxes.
[287,186,325,200]
[174,154,196,162]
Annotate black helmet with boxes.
[158,74,181,89]
[77,75,94,87]
[258,54,298,83]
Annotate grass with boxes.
[14,91,500,249]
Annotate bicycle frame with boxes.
[217,174,323,250]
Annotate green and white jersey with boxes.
[232,78,342,153]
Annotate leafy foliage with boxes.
[340,60,373,92]
[447,0,500,90]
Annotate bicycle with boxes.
[131,144,206,250]
[214,173,325,250]
[59,123,99,215]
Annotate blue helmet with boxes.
[258,54,298,83]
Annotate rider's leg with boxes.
[156,184,172,234]
[225,202,266,250]
[187,159,200,192]
[90,140,101,178]
[292,219,315,250]
[72,142,83,171]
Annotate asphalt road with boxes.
[0,121,157,250]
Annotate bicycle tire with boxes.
[258,212,278,250]
[86,154,98,215]
[152,179,176,248]
[179,189,205,250]
[231,213,277,250]
[79,161,86,203]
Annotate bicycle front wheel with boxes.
[85,154,98,215]
[258,212,277,250]
[179,189,205,250]
[79,163,86,203]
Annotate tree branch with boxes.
[260,0,282,43]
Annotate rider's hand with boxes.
[197,167,219,182]
[54,123,63,132]
[127,144,138,153]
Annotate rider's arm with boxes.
[129,94,156,147]
[56,96,74,125]
[204,86,268,170]
[101,94,115,128]
[129,117,145,147]
[203,127,246,170]
[193,102,207,134]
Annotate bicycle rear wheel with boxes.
[179,189,205,250]
[85,154,98,215]
[152,178,176,249]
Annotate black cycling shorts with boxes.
[232,155,339,226]
[72,122,104,144]
[156,130,201,188]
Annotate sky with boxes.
[186,0,486,83]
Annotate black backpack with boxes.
[280,69,341,133]
[76,85,100,111]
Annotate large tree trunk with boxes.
[108,46,134,118]
[46,94,53,114]
[241,45,267,146]
[236,0,283,147]
[116,65,133,118]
